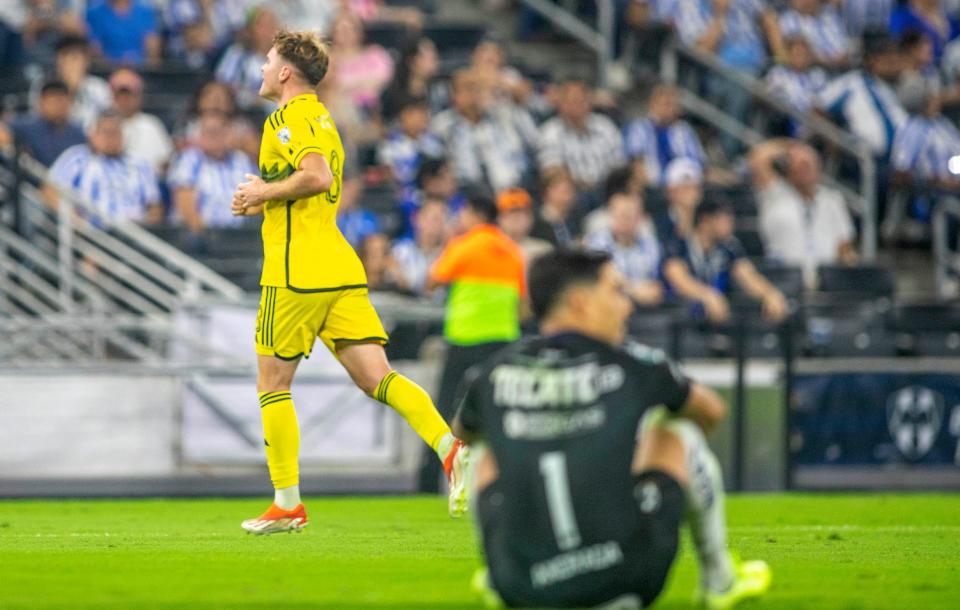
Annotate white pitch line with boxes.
[729,525,960,533]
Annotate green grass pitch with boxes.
[1,494,958,609]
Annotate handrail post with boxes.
[597,0,615,88]
[54,166,75,313]
[859,151,877,261]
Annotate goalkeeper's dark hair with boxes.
[527,249,612,320]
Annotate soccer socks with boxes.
[258,391,300,493]
[666,419,735,593]
[373,371,453,458]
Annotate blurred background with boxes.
[1,0,959,497]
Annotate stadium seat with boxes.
[364,22,410,51]
[735,227,765,258]
[424,24,487,54]
[384,0,437,13]
[887,302,960,357]
[817,265,895,301]
[705,184,757,218]
[801,297,896,357]
[628,304,682,352]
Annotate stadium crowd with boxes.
[2,0,959,316]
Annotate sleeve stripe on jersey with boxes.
[292,145,326,167]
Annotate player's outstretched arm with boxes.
[677,383,727,435]
[232,153,333,216]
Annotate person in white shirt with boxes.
[750,138,858,286]
[108,68,174,173]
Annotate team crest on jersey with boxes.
[277,126,291,144]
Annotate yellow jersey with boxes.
[258,93,366,291]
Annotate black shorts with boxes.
[477,470,685,609]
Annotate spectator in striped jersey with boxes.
[46,110,163,225]
[163,0,247,66]
[391,196,449,296]
[377,97,444,210]
[584,188,664,306]
[167,112,257,235]
[538,77,624,191]
[897,30,941,109]
[838,0,894,38]
[623,83,706,187]
[676,0,783,156]
[214,6,279,111]
[778,0,851,69]
[816,35,906,160]
[432,69,538,194]
[765,36,828,135]
[890,78,960,220]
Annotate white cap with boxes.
[664,157,703,187]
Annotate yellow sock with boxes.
[374,371,451,453]
[258,390,299,489]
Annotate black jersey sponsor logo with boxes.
[490,362,625,409]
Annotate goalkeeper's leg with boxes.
[638,409,771,610]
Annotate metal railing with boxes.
[933,196,960,299]
[0,146,245,363]
[518,0,616,87]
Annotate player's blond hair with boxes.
[272,30,330,87]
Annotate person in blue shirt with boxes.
[377,96,444,211]
[889,0,958,61]
[85,0,160,66]
[2,79,85,167]
[662,200,787,323]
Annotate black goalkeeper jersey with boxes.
[456,332,690,604]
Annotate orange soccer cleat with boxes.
[444,439,472,518]
[241,502,309,535]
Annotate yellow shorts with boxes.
[255,286,388,360]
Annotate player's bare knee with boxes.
[634,426,688,485]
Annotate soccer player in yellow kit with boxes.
[231,30,469,534]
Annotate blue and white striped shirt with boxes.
[49,144,160,224]
[622,117,705,186]
[391,238,440,295]
[584,228,662,284]
[167,147,256,228]
[377,129,444,203]
[766,65,829,114]
[676,0,771,70]
[779,7,849,64]
[839,0,894,36]
[891,115,960,181]
[817,70,907,157]
[215,43,273,111]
